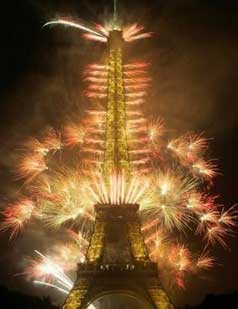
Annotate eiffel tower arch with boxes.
[63,204,173,309]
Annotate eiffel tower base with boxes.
[63,261,174,309]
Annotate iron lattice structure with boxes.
[63,25,174,309]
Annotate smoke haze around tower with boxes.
[0,0,238,307]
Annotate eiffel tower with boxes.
[63,1,174,308]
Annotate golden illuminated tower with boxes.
[63,2,174,308]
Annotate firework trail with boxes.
[0,4,236,300]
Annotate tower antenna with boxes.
[113,0,120,30]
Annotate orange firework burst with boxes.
[0,198,35,239]
[147,118,165,144]
[168,134,208,163]
[196,251,215,270]
[26,250,73,292]
[43,129,62,151]
[20,138,50,156]
[64,124,86,147]
[192,159,218,180]
[16,154,48,180]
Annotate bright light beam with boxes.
[43,19,105,38]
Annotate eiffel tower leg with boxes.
[147,280,174,309]
[63,279,89,309]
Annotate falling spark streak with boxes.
[34,281,70,295]
[43,19,105,37]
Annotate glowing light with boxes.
[27,250,74,294]
[88,173,149,205]
[34,281,69,295]
[95,24,109,37]
[43,19,105,38]
[82,33,107,42]
[123,24,152,42]
[125,32,153,42]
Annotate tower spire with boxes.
[113,0,120,30]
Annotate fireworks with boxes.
[0,5,236,302]
[88,173,150,205]
[26,250,74,293]
[43,19,106,39]
[196,252,215,270]
[0,198,35,239]
[122,23,152,42]
[64,124,85,147]
[16,154,48,180]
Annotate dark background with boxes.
[0,0,238,307]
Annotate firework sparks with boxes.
[196,252,215,270]
[43,19,105,38]
[168,134,208,162]
[0,198,35,239]
[192,159,218,180]
[64,124,85,147]
[26,250,73,294]
[16,154,48,180]
[34,281,69,294]
[205,225,228,248]
[88,173,149,205]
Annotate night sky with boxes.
[0,0,238,307]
